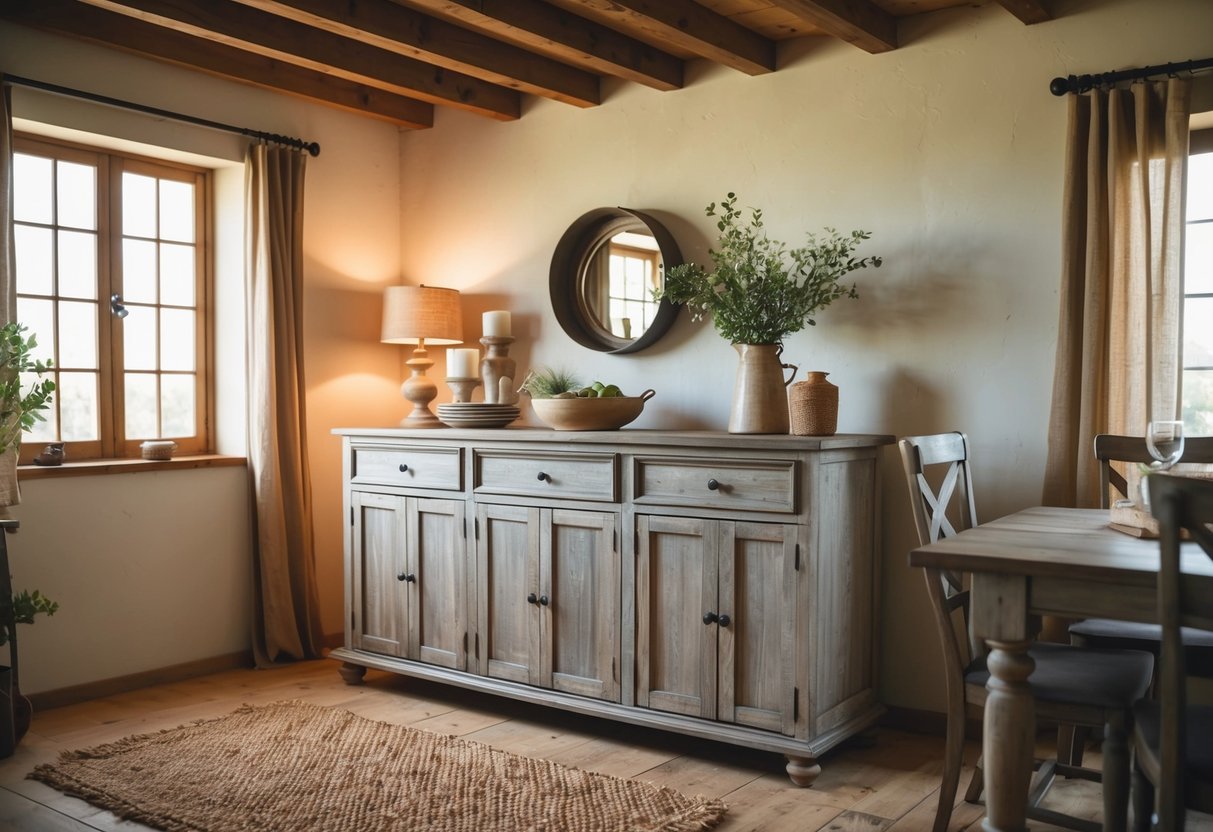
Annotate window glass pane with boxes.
[58,230,98,300]
[159,179,194,243]
[122,172,157,238]
[1184,296,1213,369]
[20,372,57,442]
[624,259,644,297]
[160,243,196,306]
[58,371,99,441]
[160,309,194,372]
[161,375,195,437]
[58,301,98,370]
[123,238,157,303]
[124,373,158,439]
[1189,152,1213,222]
[14,225,53,295]
[1187,221,1213,296]
[56,161,96,231]
[13,154,52,224]
[123,305,157,371]
[1183,369,1213,436]
[16,298,55,365]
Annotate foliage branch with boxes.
[0,323,55,455]
[657,193,882,345]
[0,322,58,645]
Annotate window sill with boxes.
[17,454,247,480]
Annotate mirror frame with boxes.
[549,207,683,354]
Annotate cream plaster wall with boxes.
[397,0,1213,712]
[0,23,404,692]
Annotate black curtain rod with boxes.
[3,73,320,157]
[1050,56,1213,96]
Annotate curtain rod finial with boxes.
[1049,76,1072,96]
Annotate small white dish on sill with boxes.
[141,440,177,460]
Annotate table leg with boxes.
[981,639,1035,832]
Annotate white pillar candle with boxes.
[447,348,479,378]
[483,310,511,337]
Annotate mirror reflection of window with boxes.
[606,231,661,340]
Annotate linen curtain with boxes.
[1042,78,1192,508]
[245,143,323,666]
[0,84,19,516]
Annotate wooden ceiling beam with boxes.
[77,0,520,120]
[560,0,775,75]
[238,0,600,108]
[0,0,433,128]
[763,0,897,53]
[399,0,684,92]
[992,0,1052,24]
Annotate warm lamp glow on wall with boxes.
[381,285,463,427]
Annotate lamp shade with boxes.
[380,285,463,345]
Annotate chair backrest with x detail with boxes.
[899,432,982,664]
[899,432,979,548]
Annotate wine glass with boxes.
[1139,420,1185,509]
[1146,420,1185,470]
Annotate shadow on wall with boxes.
[305,283,385,344]
[830,267,974,333]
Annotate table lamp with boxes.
[381,285,463,427]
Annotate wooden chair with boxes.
[900,432,1155,832]
[1071,435,1213,677]
[1131,474,1213,831]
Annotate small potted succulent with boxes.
[656,193,881,433]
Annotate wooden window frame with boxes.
[13,133,213,463]
[1183,127,1213,431]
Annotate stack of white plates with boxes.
[436,402,521,429]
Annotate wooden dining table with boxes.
[909,506,1213,832]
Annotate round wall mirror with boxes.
[550,207,682,354]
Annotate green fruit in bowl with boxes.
[601,384,622,397]
[591,381,605,393]
[577,387,596,398]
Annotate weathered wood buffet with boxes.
[332,427,892,784]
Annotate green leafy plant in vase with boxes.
[0,322,57,755]
[656,193,881,434]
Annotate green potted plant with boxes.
[0,322,57,756]
[657,193,881,434]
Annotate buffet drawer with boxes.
[474,450,618,502]
[633,455,796,513]
[350,443,463,491]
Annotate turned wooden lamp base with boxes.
[400,344,443,428]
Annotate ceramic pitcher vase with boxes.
[728,343,799,434]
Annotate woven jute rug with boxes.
[30,699,727,831]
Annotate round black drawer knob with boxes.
[718,613,731,627]
[537,472,551,483]
[702,611,718,625]
[527,592,539,605]
[399,463,409,473]
[539,595,550,606]
[707,478,720,491]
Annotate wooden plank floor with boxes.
[0,658,1205,831]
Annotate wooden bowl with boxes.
[529,390,655,431]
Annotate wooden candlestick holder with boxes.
[446,377,480,404]
[480,336,518,405]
